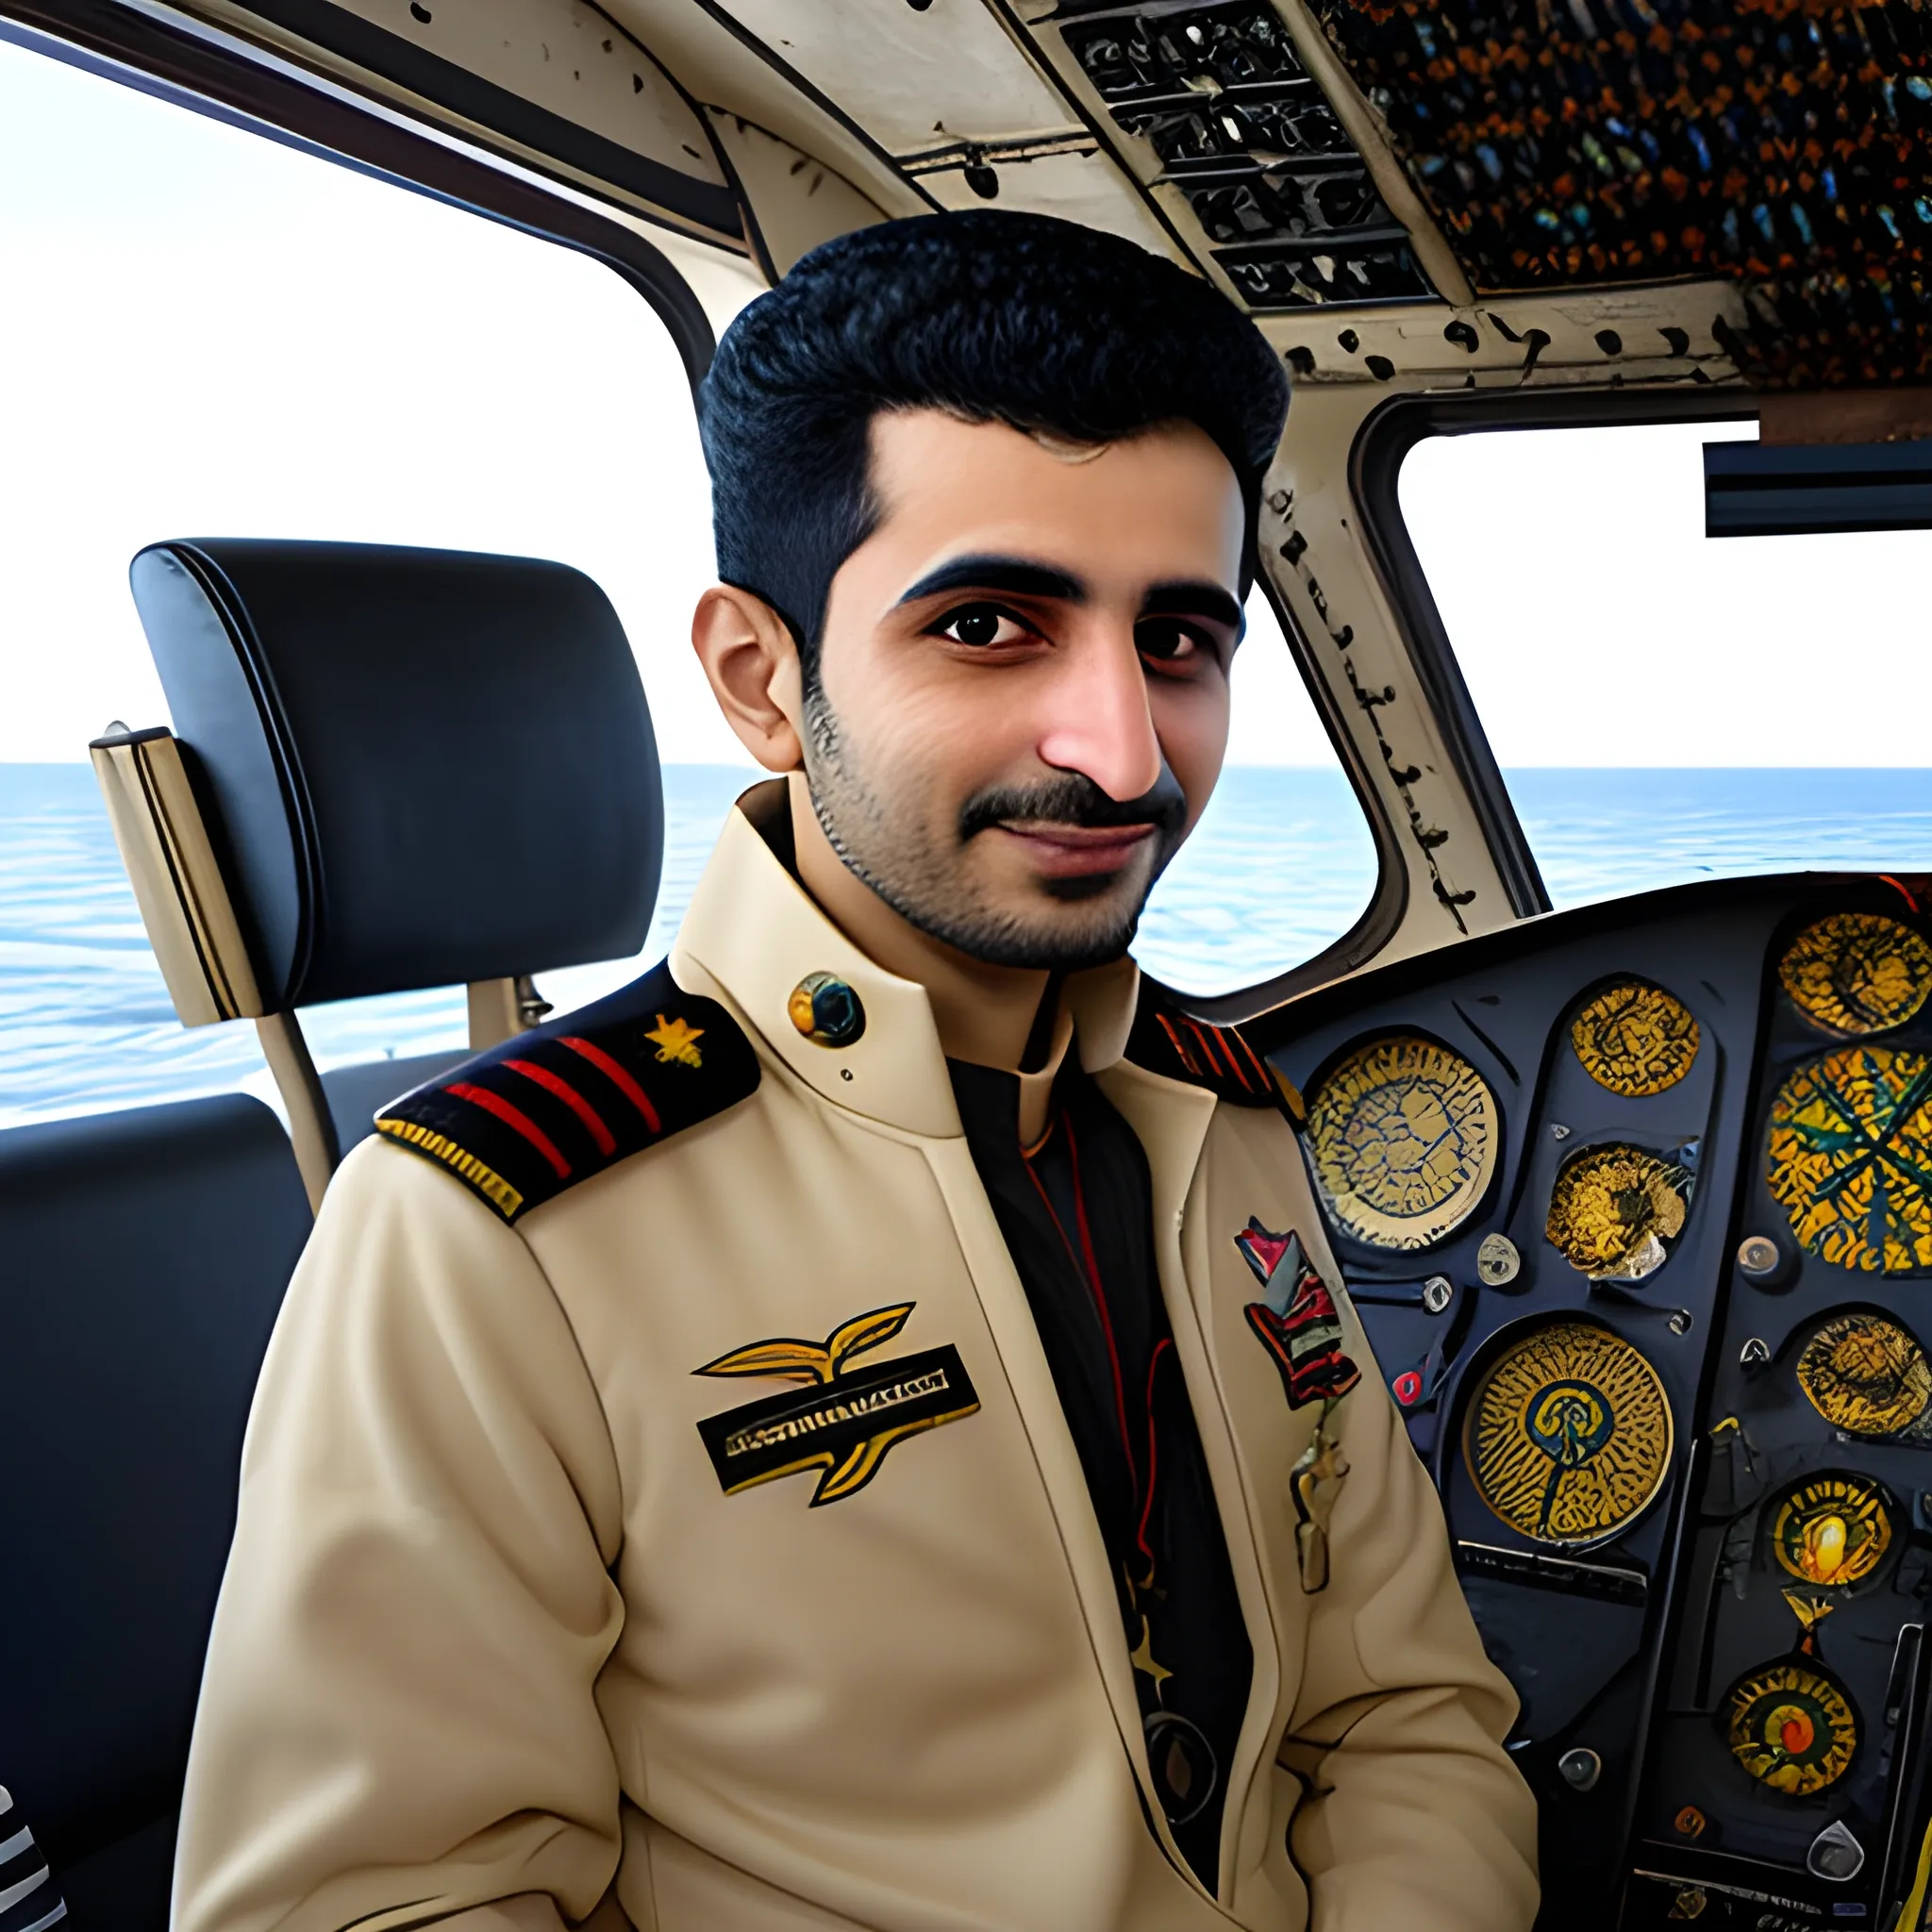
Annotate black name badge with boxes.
[696,1344,979,1506]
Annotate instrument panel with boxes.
[1255,874,1932,1932]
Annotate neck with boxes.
[785,773,1050,1071]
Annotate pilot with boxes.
[175,211,1539,1932]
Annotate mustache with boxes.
[958,767,1188,842]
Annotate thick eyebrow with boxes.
[895,554,1088,608]
[1141,579,1245,638]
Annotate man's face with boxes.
[801,409,1246,973]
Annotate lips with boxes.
[994,820,1158,879]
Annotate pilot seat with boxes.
[0,540,666,1926]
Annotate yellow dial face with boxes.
[1768,1046,1932,1274]
[1571,982,1701,1097]
[1307,1036,1499,1250]
[1780,913,1932,1037]
[1770,1474,1893,1589]
[1464,1320,1674,1547]
[1545,1143,1689,1280]
[1797,1312,1932,1437]
[1725,1661,1857,1796]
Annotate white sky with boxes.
[1,39,1925,771]
[0,42,1326,768]
[0,40,739,766]
[1404,425,1932,766]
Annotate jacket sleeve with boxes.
[1278,1294,1541,1932]
[173,1137,629,1932]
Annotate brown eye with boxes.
[1136,618,1206,664]
[935,604,1032,647]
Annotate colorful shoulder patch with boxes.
[1235,1219,1362,1410]
[1125,984,1301,1121]
[375,959,759,1224]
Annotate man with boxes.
[175,212,1538,1932]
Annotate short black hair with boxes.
[697,210,1289,664]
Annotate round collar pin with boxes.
[788,972,865,1047]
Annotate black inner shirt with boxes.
[949,1052,1253,1891]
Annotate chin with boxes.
[1038,868,1134,905]
[967,874,1144,967]
[971,902,1143,973]
[853,848,1148,972]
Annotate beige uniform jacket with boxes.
[175,784,1539,1932]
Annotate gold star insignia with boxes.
[646,1012,705,1069]
[1128,1615,1173,1688]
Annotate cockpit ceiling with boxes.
[712,0,1074,155]
[175,0,1926,387]
[1306,0,1932,388]
[691,0,1930,385]
[1049,3,1442,309]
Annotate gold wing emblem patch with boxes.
[694,1304,979,1506]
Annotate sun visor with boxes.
[126,539,662,1012]
[1705,441,1932,540]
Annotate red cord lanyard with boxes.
[1024,1111,1169,1579]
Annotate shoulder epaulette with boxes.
[1124,983,1304,1125]
[375,960,760,1224]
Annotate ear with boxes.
[691,585,807,772]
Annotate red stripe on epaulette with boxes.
[451,1081,572,1178]
[1224,1033,1253,1090]
[1233,1028,1273,1092]
[1129,988,1290,1114]
[560,1035,662,1133]
[1155,1012,1205,1079]
[1189,1016,1263,1093]
[1216,1023,1261,1091]
[1187,1019,1225,1078]
[506,1058,616,1157]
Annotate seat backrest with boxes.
[33,546,668,1924]
[0,1096,310,1925]
[108,539,668,1208]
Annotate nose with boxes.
[1034,626,1163,802]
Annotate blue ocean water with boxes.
[4,762,1931,1127]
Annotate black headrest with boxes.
[128,539,662,1011]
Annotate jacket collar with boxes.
[672,778,1142,1141]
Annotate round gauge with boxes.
[1306,1035,1499,1250]
[1780,912,1932,1037]
[1545,1143,1688,1281]
[1797,1312,1932,1437]
[1770,1474,1894,1590]
[1571,981,1700,1097]
[1463,1319,1674,1547]
[1768,1046,1932,1274]
[1724,1660,1858,1796]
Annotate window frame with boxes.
[1350,385,1759,927]
[0,0,715,387]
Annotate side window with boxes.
[1398,419,1932,908]
[1135,591,1381,997]
[0,42,726,1124]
